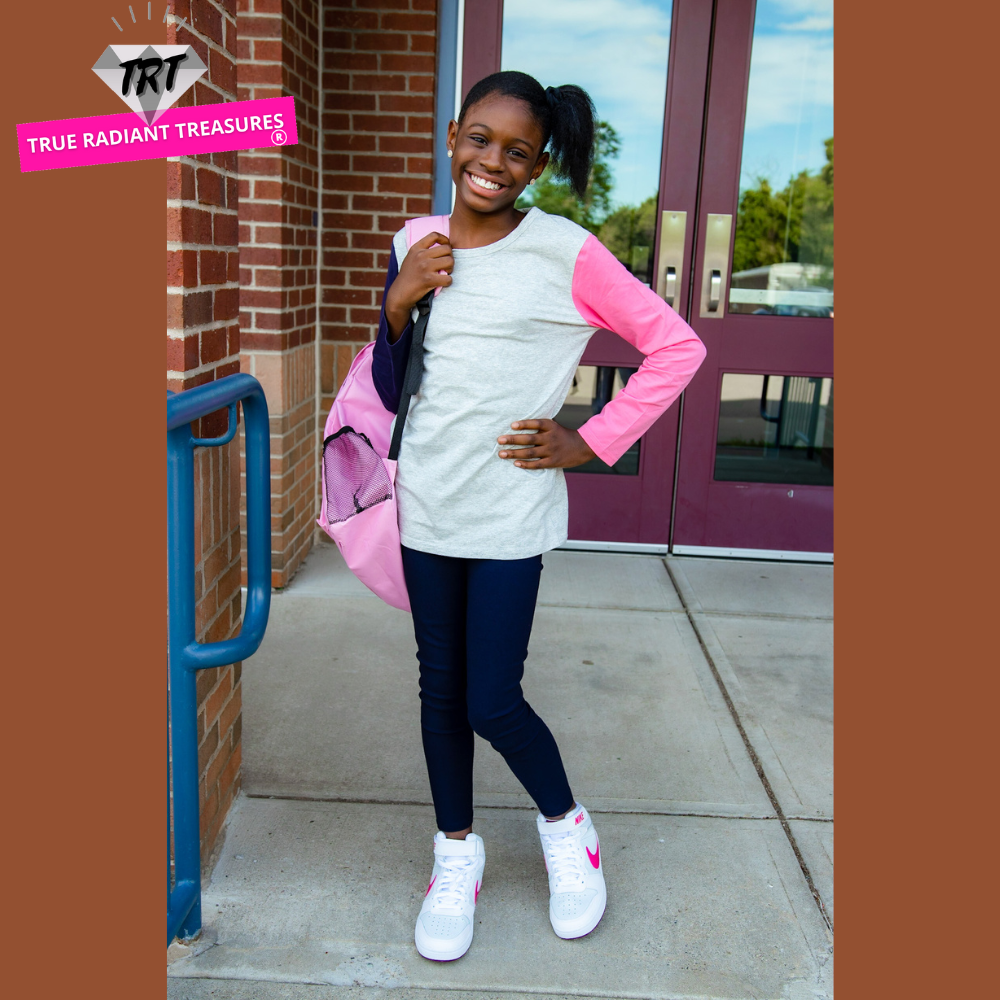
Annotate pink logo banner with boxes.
[16,96,297,173]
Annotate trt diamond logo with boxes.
[92,45,207,125]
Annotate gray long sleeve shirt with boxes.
[378,207,705,560]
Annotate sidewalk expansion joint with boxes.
[243,792,779,822]
[663,561,834,935]
[536,602,686,613]
[697,610,833,623]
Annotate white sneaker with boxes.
[537,803,607,939]
[414,831,486,961]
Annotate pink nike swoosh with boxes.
[475,881,480,902]
[425,875,436,896]
[586,843,600,869]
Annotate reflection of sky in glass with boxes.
[739,0,833,192]
[500,0,833,207]
[500,0,672,210]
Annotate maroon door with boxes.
[460,0,834,556]
[566,0,714,545]
[671,0,834,557]
[464,0,714,547]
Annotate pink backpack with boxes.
[316,215,449,611]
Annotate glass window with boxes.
[556,366,640,475]
[714,373,832,485]
[729,1,833,317]
[501,0,673,284]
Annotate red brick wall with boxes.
[166,0,244,862]
[237,0,321,588]
[320,0,438,412]
[165,0,444,864]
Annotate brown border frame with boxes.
[3,5,166,995]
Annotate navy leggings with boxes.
[401,545,575,832]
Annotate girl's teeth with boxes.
[470,174,502,191]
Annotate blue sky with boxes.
[500,0,833,210]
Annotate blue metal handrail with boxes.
[167,374,271,945]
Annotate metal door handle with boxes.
[657,211,687,307]
[664,266,676,305]
[708,269,722,311]
[699,215,733,319]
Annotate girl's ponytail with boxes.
[544,85,596,200]
[458,71,597,199]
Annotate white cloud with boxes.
[743,33,833,132]
[501,0,671,120]
[778,16,834,31]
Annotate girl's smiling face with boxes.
[447,96,549,215]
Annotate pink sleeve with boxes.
[572,234,706,466]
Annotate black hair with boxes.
[457,71,596,199]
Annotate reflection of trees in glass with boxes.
[517,121,620,232]
[598,194,657,282]
[516,119,662,281]
[733,137,833,284]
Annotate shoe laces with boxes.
[429,854,478,911]
[540,830,586,889]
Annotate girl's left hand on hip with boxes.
[498,420,596,469]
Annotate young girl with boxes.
[371,71,706,961]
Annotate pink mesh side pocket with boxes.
[322,427,392,524]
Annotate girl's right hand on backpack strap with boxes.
[384,232,454,341]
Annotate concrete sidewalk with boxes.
[168,545,832,1000]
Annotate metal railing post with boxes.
[167,374,272,946]
[168,420,201,940]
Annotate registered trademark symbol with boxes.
[271,129,287,145]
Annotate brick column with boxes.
[166,0,244,861]
[237,0,321,588]
[320,0,437,411]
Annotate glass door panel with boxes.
[671,0,834,557]
[555,366,642,475]
[729,0,834,318]
[714,373,833,485]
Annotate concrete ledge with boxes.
[170,983,575,1000]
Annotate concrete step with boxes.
[169,984,563,1000]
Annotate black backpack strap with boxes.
[387,290,433,462]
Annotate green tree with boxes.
[799,137,833,271]
[732,136,833,280]
[597,193,658,280]
[517,121,620,233]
